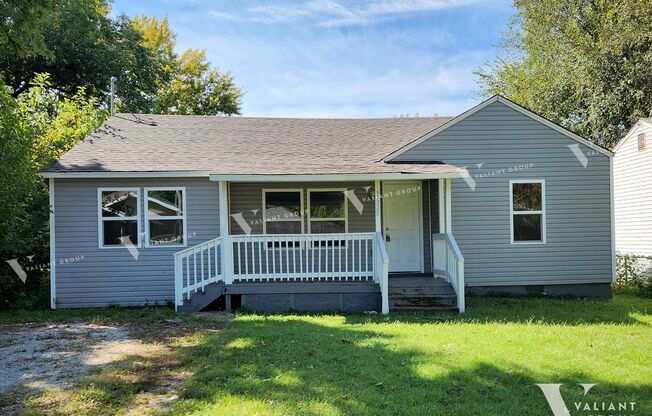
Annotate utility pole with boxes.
[110,76,117,116]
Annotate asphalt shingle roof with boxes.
[44,113,463,175]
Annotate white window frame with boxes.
[144,186,188,248]
[97,187,141,249]
[509,179,546,245]
[262,189,305,234]
[307,188,349,234]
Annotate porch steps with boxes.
[177,282,225,313]
[388,274,458,312]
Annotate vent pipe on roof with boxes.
[110,76,117,116]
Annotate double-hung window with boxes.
[98,188,140,247]
[263,190,304,234]
[308,189,348,247]
[145,187,186,247]
[510,180,546,244]
[307,189,348,234]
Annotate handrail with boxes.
[445,233,464,262]
[432,233,465,313]
[374,232,389,314]
[174,237,223,310]
[174,236,222,257]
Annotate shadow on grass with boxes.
[171,316,651,415]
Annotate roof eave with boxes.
[209,171,467,182]
[38,170,211,179]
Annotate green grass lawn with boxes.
[3,294,651,415]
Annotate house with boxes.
[613,118,652,268]
[40,95,615,314]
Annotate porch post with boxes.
[374,180,381,233]
[445,178,452,234]
[438,178,445,234]
[219,181,233,284]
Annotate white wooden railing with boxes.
[174,237,223,309]
[229,233,376,282]
[174,232,391,314]
[374,232,390,314]
[432,233,465,313]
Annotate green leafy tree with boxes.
[0,0,52,59]
[476,0,652,148]
[132,15,242,115]
[0,73,106,309]
[1,0,160,107]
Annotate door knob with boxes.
[386,234,391,242]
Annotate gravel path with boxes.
[0,322,141,394]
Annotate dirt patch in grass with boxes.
[0,314,227,415]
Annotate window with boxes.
[510,180,546,244]
[98,188,140,247]
[145,187,186,247]
[262,190,304,234]
[639,133,646,152]
[308,189,348,234]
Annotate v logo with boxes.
[536,383,596,416]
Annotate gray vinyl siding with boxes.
[614,123,652,256]
[393,101,613,286]
[229,181,439,272]
[421,179,440,272]
[54,178,219,307]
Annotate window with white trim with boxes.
[263,190,304,234]
[145,188,186,246]
[307,189,348,234]
[510,180,546,244]
[99,188,140,247]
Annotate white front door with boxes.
[382,182,423,272]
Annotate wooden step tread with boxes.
[389,306,457,312]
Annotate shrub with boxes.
[615,254,652,297]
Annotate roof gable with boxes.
[613,118,652,153]
[384,95,613,160]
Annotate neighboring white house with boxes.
[613,118,652,259]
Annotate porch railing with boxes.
[174,232,390,314]
[230,232,376,282]
[174,237,223,309]
[432,233,465,313]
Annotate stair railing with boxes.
[174,237,223,311]
[432,233,465,313]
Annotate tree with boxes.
[132,15,242,115]
[0,0,161,106]
[476,0,652,148]
[0,73,106,309]
[0,0,52,59]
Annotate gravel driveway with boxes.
[0,322,146,395]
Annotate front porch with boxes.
[174,178,465,313]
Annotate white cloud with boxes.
[213,0,484,26]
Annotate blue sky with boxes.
[111,0,514,117]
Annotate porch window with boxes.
[510,180,546,244]
[145,187,186,247]
[98,188,140,247]
[263,190,304,234]
[308,190,348,233]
